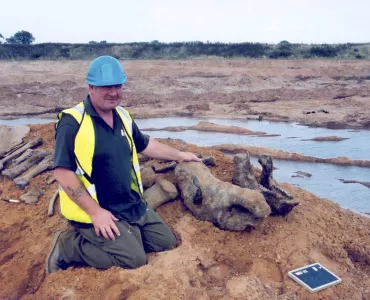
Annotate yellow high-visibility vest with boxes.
[56,102,144,223]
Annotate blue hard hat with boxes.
[86,56,127,86]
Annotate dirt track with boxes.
[0,60,370,299]
[0,60,370,129]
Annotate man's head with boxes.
[86,56,127,113]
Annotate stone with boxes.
[20,186,42,204]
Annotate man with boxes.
[46,56,201,274]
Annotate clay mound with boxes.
[0,125,30,157]
[212,144,370,168]
[142,121,267,136]
[302,136,349,142]
[193,121,266,135]
[59,80,78,90]
[0,125,370,300]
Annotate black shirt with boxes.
[53,96,149,224]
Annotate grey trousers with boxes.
[58,208,177,269]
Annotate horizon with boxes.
[1,41,370,46]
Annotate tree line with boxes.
[0,30,368,60]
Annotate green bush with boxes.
[0,42,368,60]
[309,44,348,57]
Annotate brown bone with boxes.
[2,150,49,179]
[13,149,34,165]
[175,162,271,231]
[258,155,299,215]
[232,153,299,215]
[153,156,216,173]
[232,153,259,190]
[144,179,178,210]
[154,162,178,173]
[48,190,59,216]
[141,166,157,189]
[0,142,25,159]
[202,156,217,166]
[14,155,53,189]
[0,138,43,171]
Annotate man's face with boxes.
[89,84,123,113]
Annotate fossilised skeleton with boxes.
[175,162,271,231]
[232,153,299,215]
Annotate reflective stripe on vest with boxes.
[56,102,143,223]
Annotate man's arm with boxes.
[54,115,120,240]
[141,138,201,162]
[131,119,201,162]
[54,168,120,240]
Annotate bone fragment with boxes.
[154,162,178,173]
[2,150,49,179]
[141,166,157,189]
[202,156,217,166]
[48,190,59,216]
[0,138,43,171]
[15,155,53,189]
[144,179,178,210]
[232,153,259,190]
[13,149,34,165]
[0,142,25,158]
[258,155,299,215]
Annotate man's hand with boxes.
[178,152,202,162]
[90,208,121,240]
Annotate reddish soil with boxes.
[1,60,370,299]
[0,123,370,299]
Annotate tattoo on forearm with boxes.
[66,186,86,200]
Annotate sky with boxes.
[1,0,369,44]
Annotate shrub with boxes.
[309,44,339,57]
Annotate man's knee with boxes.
[151,231,177,252]
[115,251,147,269]
[164,231,177,250]
[132,251,147,268]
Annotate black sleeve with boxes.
[53,114,79,171]
[132,120,149,153]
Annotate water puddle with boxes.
[137,117,369,160]
[1,116,369,213]
[0,118,55,126]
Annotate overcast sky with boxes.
[1,0,369,44]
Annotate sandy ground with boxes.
[0,60,370,299]
[0,123,369,299]
[0,59,370,129]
